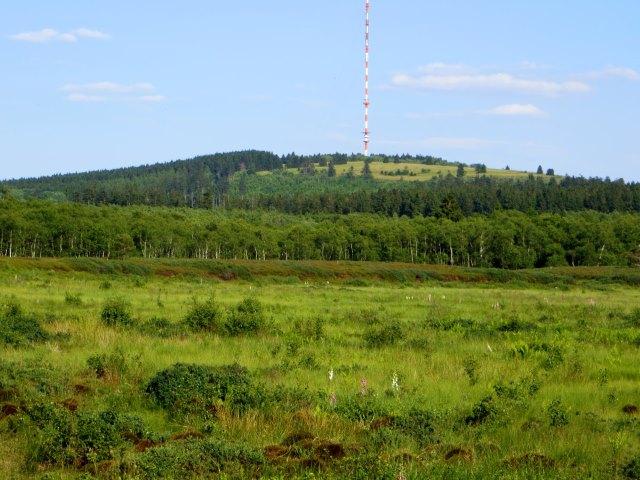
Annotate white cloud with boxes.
[584,66,639,81]
[66,93,105,102]
[73,28,111,40]
[488,104,544,117]
[9,27,110,43]
[63,82,163,103]
[139,95,165,102]
[9,28,76,43]
[392,72,589,95]
[63,82,155,93]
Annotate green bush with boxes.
[64,292,83,306]
[25,403,76,466]
[86,350,128,379]
[76,410,122,464]
[547,398,569,427]
[391,407,435,446]
[25,406,152,468]
[364,320,404,348]
[465,396,498,425]
[145,363,265,416]
[335,394,389,422]
[138,316,188,338]
[0,302,50,346]
[225,297,265,336]
[624,455,640,479]
[100,298,134,327]
[183,298,223,333]
[134,437,265,479]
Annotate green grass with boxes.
[0,259,639,478]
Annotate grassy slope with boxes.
[1,259,639,478]
[2,257,638,286]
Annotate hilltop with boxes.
[1,150,541,205]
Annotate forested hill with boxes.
[1,150,447,207]
[2,150,639,218]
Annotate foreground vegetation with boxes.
[1,259,639,479]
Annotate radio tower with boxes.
[363,0,370,157]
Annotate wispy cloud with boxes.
[62,82,164,103]
[487,104,544,117]
[583,66,639,81]
[139,95,165,102]
[73,28,111,40]
[66,93,105,102]
[392,72,589,95]
[9,27,110,43]
[63,82,154,93]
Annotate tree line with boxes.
[1,198,638,268]
[238,174,640,218]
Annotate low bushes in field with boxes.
[137,316,188,338]
[100,297,134,327]
[335,393,389,423]
[624,455,640,479]
[225,297,266,336]
[86,350,128,380]
[145,363,267,416]
[0,301,50,346]
[24,404,151,468]
[363,320,404,348]
[183,298,223,333]
[134,437,265,479]
[182,296,268,336]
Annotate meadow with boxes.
[1,259,639,479]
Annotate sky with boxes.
[1,1,639,181]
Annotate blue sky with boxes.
[1,1,639,181]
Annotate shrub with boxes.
[183,298,223,333]
[463,357,480,386]
[623,455,640,479]
[76,410,122,464]
[391,407,435,446]
[87,350,128,379]
[547,398,569,427]
[100,298,134,327]
[145,363,265,416]
[26,406,152,468]
[465,396,498,425]
[364,320,404,348]
[137,316,188,338]
[0,302,50,346]
[64,292,82,306]
[626,308,640,328]
[335,394,389,422]
[225,297,265,336]
[134,437,264,479]
[293,316,325,341]
[25,403,75,466]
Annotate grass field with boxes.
[1,259,639,478]
[305,160,546,182]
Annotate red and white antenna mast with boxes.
[363,0,370,157]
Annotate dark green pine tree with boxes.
[327,161,336,177]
